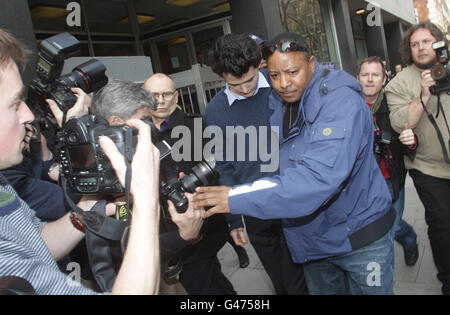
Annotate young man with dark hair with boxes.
[195,32,395,294]
[204,33,308,295]
[357,56,418,266]
[385,22,450,295]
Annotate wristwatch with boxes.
[69,211,86,233]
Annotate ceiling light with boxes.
[167,37,187,44]
[356,9,366,15]
[30,6,68,19]
[211,2,230,12]
[166,0,200,7]
[118,15,156,24]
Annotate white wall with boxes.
[366,0,417,24]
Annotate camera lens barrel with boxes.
[180,160,216,193]
[59,59,108,93]
[431,64,448,81]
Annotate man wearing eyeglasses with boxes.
[143,73,235,295]
[195,32,395,294]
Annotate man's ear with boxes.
[108,115,125,126]
[308,55,315,72]
[174,89,179,104]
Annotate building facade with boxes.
[414,0,450,40]
[1,0,417,113]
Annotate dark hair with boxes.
[401,22,446,66]
[357,56,386,78]
[211,33,261,77]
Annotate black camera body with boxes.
[58,115,219,213]
[27,33,108,146]
[59,115,141,194]
[59,115,218,213]
[430,40,450,95]
[59,115,172,194]
[30,58,108,113]
[374,130,392,164]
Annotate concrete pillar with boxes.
[384,21,404,70]
[363,10,389,66]
[229,0,283,41]
[330,0,357,74]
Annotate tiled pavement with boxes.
[217,175,442,295]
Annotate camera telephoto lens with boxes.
[180,155,217,193]
[58,59,108,93]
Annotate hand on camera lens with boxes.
[193,186,232,218]
[46,88,91,128]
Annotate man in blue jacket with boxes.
[195,32,395,294]
[204,33,307,295]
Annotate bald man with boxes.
[143,73,235,295]
[144,73,179,130]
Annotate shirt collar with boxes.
[224,71,270,106]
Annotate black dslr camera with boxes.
[27,33,108,145]
[374,130,392,164]
[430,41,450,95]
[58,115,171,194]
[160,156,218,213]
[59,115,218,213]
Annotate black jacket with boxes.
[157,108,228,265]
[374,95,407,201]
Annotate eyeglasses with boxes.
[153,91,175,100]
[262,40,308,60]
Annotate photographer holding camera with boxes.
[1,86,90,222]
[89,78,230,294]
[385,22,450,295]
[357,56,419,266]
[0,28,160,294]
[143,73,235,295]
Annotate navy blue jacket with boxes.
[1,155,69,221]
[228,64,393,263]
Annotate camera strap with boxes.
[420,92,450,163]
[123,127,134,207]
[61,177,132,292]
[61,176,129,241]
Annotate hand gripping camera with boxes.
[430,40,450,95]
[27,33,108,150]
[160,155,218,213]
[59,115,219,213]
[58,115,170,194]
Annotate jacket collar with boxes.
[159,107,185,132]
